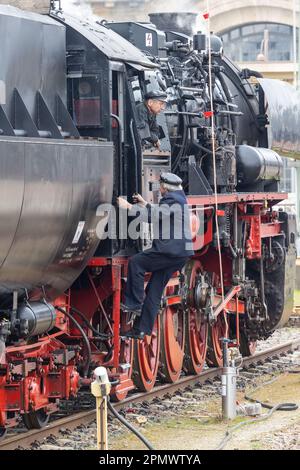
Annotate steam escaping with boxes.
[149,12,198,36]
[146,1,208,36]
[59,0,93,18]
[149,0,196,13]
[59,0,207,32]
[58,1,207,35]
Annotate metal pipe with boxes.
[178,86,203,93]
[110,112,124,250]
[129,118,139,192]
[55,306,91,378]
[233,203,238,250]
[111,113,124,196]
[70,306,110,339]
[221,339,237,420]
[108,399,154,450]
[260,255,268,320]
[217,110,243,116]
[164,111,204,117]
[221,365,237,419]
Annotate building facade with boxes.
[88,0,299,82]
[0,0,50,13]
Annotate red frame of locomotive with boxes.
[0,191,287,431]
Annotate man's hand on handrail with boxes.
[117,193,147,210]
[132,193,147,207]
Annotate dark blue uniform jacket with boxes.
[133,190,194,258]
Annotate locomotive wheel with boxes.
[132,316,161,392]
[159,304,185,383]
[206,314,228,367]
[23,408,49,430]
[239,331,257,357]
[184,307,208,375]
[0,427,7,441]
[184,261,208,375]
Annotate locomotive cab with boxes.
[52,12,174,255]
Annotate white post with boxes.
[221,340,237,420]
[91,367,111,450]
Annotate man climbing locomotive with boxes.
[0,4,297,435]
[118,172,194,339]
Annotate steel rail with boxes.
[1,337,300,451]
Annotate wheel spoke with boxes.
[160,302,185,383]
[206,314,227,367]
[183,261,208,375]
[132,317,160,392]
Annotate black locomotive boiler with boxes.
[0,5,297,436]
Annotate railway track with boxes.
[1,337,300,451]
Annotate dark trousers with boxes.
[124,251,188,335]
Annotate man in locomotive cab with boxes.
[136,90,167,150]
[118,173,194,340]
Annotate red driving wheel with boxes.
[206,313,228,367]
[132,316,161,392]
[184,260,208,375]
[160,285,185,383]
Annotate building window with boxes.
[68,76,102,128]
[220,22,299,62]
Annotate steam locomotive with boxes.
[0,5,296,437]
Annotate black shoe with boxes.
[120,302,142,317]
[120,328,145,340]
